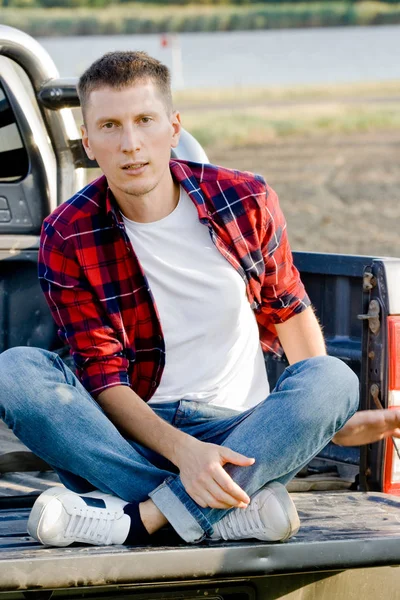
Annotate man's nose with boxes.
[120,125,140,153]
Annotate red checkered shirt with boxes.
[38,159,311,400]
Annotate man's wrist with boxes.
[166,430,197,467]
[98,385,196,463]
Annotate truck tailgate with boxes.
[0,491,399,591]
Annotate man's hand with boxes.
[333,409,400,446]
[98,386,253,510]
[174,437,255,509]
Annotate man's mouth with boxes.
[121,162,148,171]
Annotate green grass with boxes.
[179,96,400,150]
[2,1,400,36]
[174,81,400,108]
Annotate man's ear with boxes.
[81,124,95,160]
[170,111,181,149]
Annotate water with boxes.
[38,25,400,89]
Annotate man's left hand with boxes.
[332,409,400,446]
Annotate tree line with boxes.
[2,0,400,9]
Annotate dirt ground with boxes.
[207,130,400,258]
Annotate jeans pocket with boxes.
[151,401,181,425]
[172,399,198,427]
[173,400,241,427]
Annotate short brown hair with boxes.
[78,51,173,121]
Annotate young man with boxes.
[0,51,399,548]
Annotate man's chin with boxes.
[120,182,158,198]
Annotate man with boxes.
[0,51,399,548]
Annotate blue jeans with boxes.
[0,347,359,542]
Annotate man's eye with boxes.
[102,122,115,129]
[141,117,152,124]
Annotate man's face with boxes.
[81,80,181,202]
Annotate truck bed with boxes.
[0,491,399,591]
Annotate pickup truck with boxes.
[0,24,400,600]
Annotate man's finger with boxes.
[385,410,400,424]
[213,464,250,505]
[195,489,231,510]
[207,479,248,508]
[220,447,255,467]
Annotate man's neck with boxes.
[112,174,180,224]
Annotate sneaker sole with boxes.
[267,482,300,541]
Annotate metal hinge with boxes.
[363,272,377,292]
[357,299,380,334]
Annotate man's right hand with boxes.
[173,437,255,510]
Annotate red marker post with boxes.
[160,33,184,89]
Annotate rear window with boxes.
[0,83,29,182]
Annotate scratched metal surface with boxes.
[292,490,400,540]
[0,491,398,591]
[0,491,398,552]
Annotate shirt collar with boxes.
[104,159,209,225]
[105,186,124,227]
[170,159,209,222]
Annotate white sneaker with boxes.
[27,487,131,547]
[211,482,300,542]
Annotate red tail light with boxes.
[388,317,400,390]
[383,316,400,495]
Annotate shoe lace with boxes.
[64,506,123,545]
[219,498,264,539]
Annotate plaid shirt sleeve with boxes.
[256,183,311,353]
[38,219,130,399]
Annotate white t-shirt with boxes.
[121,186,270,411]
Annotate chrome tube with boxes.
[0,25,83,203]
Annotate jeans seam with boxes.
[173,408,185,427]
[52,353,72,383]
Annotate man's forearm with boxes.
[274,305,326,365]
[97,385,190,465]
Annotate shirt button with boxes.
[207,210,212,216]
[151,381,157,388]
[157,335,162,340]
